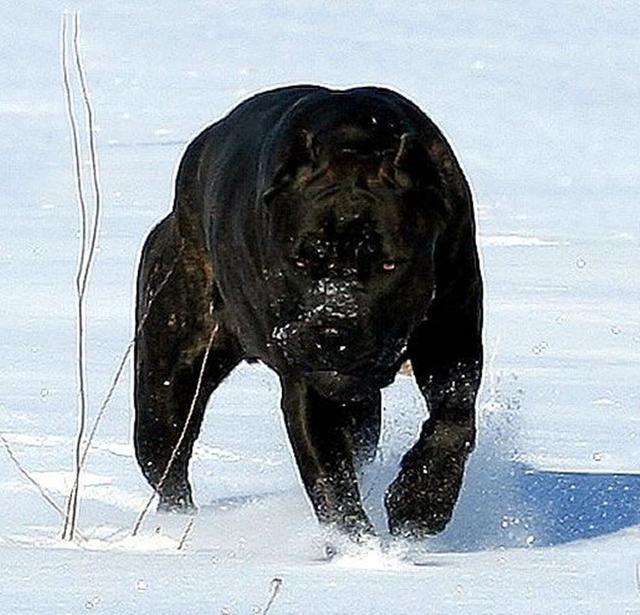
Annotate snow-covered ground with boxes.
[1,2,639,612]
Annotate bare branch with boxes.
[0,432,89,543]
[0,433,66,519]
[177,515,196,551]
[73,11,102,296]
[60,11,88,541]
[61,11,102,542]
[60,15,89,291]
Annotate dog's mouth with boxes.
[272,317,408,400]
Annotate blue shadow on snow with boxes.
[520,466,640,545]
[432,460,640,552]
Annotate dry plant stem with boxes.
[177,515,196,551]
[0,432,89,540]
[61,12,88,541]
[61,15,89,289]
[0,433,66,519]
[78,341,132,468]
[61,11,102,542]
[73,12,102,296]
[131,322,219,537]
[262,578,283,615]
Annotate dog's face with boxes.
[263,128,448,400]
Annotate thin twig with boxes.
[73,11,102,297]
[262,578,283,615]
[0,433,89,540]
[59,10,181,543]
[177,515,196,551]
[131,321,219,536]
[69,245,181,545]
[0,433,66,519]
[60,11,89,541]
[61,15,89,293]
[61,11,102,542]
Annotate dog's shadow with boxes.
[520,467,640,544]
[442,461,640,552]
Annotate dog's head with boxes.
[260,110,455,400]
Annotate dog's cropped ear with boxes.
[262,129,320,204]
[378,132,440,192]
[299,129,320,166]
[425,139,471,215]
[393,132,420,185]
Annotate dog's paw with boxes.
[157,489,196,514]
[384,457,464,539]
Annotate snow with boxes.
[1,1,639,613]
[481,234,562,247]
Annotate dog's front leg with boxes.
[385,279,483,538]
[280,377,375,539]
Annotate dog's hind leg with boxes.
[134,215,242,511]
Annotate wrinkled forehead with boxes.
[296,184,407,241]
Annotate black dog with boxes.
[134,85,483,539]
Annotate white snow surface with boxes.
[1,2,639,613]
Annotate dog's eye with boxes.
[293,258,307,269]
[380,258,408,273]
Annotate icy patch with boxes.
[482,234,562,247]
[611,232,635,241]
[193,443,243,463]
